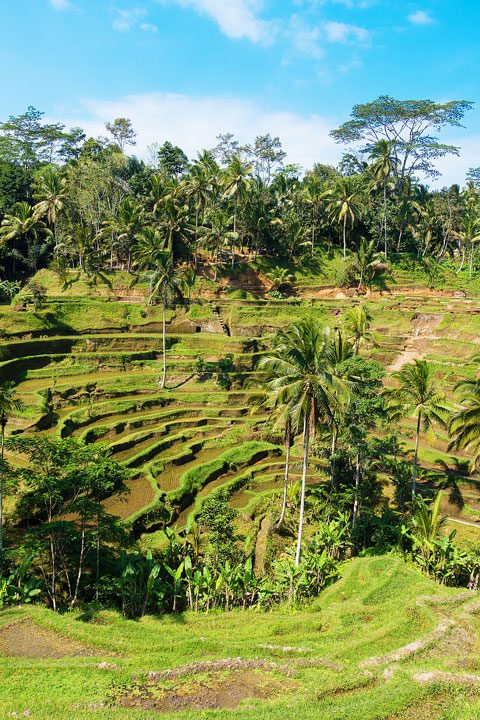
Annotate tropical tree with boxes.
[0,381,22,565]
[259,319,348,565]
[347,237,388,291]
[101,197,145,271]
[221,155,252,266]
[132,246,187,388]
[33,168,67,251]
[368,139,397,259]
[0,201,51,274]
[328,177,364,257]
[341,305,379,354]
[384,360,448,497]
[449,360,480,469]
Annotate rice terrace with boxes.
[3,2,480,718]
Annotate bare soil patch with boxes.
[0,621,94,659]
[387,314,443,372]
[117,666,298,712]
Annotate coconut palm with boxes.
[368,139,397,259]
[33,168,68,250]
[327,177,364,257]
[301,173,325,255]
[182,153,218,268]
[348,237,387,291]
[132,246,187,389]
[341,305,379,354]
[259,318,348,565]
[0,381,22,564]
[384,360,448,497]
[449,360,480,469]
[101,197,145,271]
[0,202,51,274]
[267,267,295,293]
[200,208,236,280]
[221,155,253,266]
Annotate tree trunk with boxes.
[412,412,421,498]
[353,452,361,529]
[343,214,347,258]
[295,410,311,567]
[71,518,86,607]
[0,422,5,567]
[276,423,291,529]
[160,289,167,389]
[383,183,388,260]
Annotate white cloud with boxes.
[163,0,277,44]
[113,7,157,32]
[408,10,434,25]
[324,21,370,43]
[288,15,324,60]
[139,22,158,32]
[49,0,70,9]
[57,92,340,171]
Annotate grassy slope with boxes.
[2,555,480,720]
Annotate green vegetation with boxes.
[3,96,480,717]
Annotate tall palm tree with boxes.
[0,381,22,564]
[200,208,235,280]
[301,173,325,256]
[132,246,187,389]
[259,318,348,565]
[182,154,216,268]
[449,359,480,469]
[221,155,253,267]
[328,177,364,257]
[33,168,68,251]
[384,360,448,497]
[153,181,191,258]
[101,197,145,271]
[368,139,397,259]
[454,215,480,279]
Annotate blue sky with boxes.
[2,0,480,183]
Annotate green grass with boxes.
[1,555,479,720]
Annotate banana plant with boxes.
[164,561,185,612]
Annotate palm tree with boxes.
[368,139,397,259]
[328,177,364,257]
[342,305,379,354]
[267,267,295,293]
[33,168,68,251]
[454,215,480,279]
[200,208,235,280]
[259,318,348,565]
[449,360,480,469]
[221,155,253,267]
[182,153,217,268]
[101,197,145,271]
[410,491,447,572]
[132,246,187,389]
[348,237,387,291]
[301,173,325,255]
[384,360,448,497]
[153,182,191,258]
[0,202,50,274]
[0,381,22,564]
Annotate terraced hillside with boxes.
[2,556,480,719]
[3,268,480,546]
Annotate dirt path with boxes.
[387,314,444,372]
